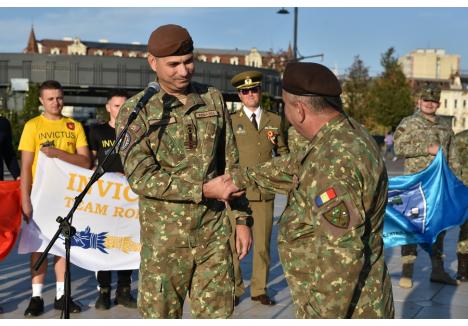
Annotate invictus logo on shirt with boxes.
[38,131,76,140]
[101,139,116,148]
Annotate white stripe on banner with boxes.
[18,152,140,271]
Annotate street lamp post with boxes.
[277,7,298,61]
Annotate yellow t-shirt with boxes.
[18,115,88,179]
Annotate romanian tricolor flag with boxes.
[315,187,337,207]
[0,180,21,261]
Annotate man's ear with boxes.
[296,101,307,123]
[147,54,157,73]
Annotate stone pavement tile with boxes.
[415,305,466,319]
[432,284,468,307]
[393,301,424,318]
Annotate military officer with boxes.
[394,84,461,288]
[223,62,394,318]
[229,71,288,306]
[454,130,468,281]
[115,24,252,319]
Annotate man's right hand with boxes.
[203,174,244,201]
[22,199,33,224]
[427,144,440,156]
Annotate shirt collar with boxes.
[242,106,262,120]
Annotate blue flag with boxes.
[383,149,468,248]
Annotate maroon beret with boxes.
[282,62,341,97]
[147,24,194,57]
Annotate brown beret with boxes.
[282,62,341,97]
[147,24,194,57]
[231,70,262,90]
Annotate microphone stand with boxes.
[33,109,141,319]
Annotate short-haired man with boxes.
[88,89,137,310]
[394,85,460,288]
[225,62,395,318]
[229,70,288,306]
[115,24,252,318]
[19,80,91,317]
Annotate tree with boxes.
[10,83,41,151]
[342,56,372,126]
[368,47,414,130]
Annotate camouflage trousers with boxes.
[277,237,394,318]
[401,231,448,264]
[458,221,468,254]
[137,240,235,318]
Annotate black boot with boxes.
[114,286,137,309]
[95,287,111,310]
[430,257,458,285]
[399,263,414,288]
[24,297,44,317]
[457,253,468,282]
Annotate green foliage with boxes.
[368,47,414,130]
[342,56,372,125]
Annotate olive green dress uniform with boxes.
[229,108,288,297]
[233,115,394,318]
[116,82,250,318]
[454,130,468,280]
[394,107,461,272]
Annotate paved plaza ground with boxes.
[1,158,467,319]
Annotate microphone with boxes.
[128,81,160,121]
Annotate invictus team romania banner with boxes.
[0,180,21,261]
[18,152,140,271]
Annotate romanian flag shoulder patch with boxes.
[315,187,337,207]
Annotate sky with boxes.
[1,5,468,76]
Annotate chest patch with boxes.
[149,117,177,127]
[323,201,350,229]
[195,110,218,119]
[236,124,246,134]
[66,122,75,131]
[315,187,337,207]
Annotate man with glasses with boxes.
[229,71,288,306]
[394,84,461,288]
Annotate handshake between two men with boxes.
[202,174,252,260]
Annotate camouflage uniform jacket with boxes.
[394,110,460,175]
[115,82,250,249]
[455,130,468,185]
[234,115,394,318]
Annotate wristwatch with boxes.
[236,216,254,227]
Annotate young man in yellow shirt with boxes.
[19,80,91,317]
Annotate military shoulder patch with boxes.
[314,187,337,207]
[322,201,350,229]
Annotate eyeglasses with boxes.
[240,87,260,95]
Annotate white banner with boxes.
[18,152,140,271]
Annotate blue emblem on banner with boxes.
[388,183,426,234]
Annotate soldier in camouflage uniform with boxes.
[394,84,461,288]
[229,62,394,318]
[115,24,252,318]
[229,71,288,306]
[454,130,468,281]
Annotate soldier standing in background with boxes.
[229,71,288,306]
[226,62,394,318]
[454,130,468,281]
[394,84,460,288]
[115,24,252,319]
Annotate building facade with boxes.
[25,27,292,72]
[399,48,467,133]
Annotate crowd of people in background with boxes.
[0,23,467,319]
